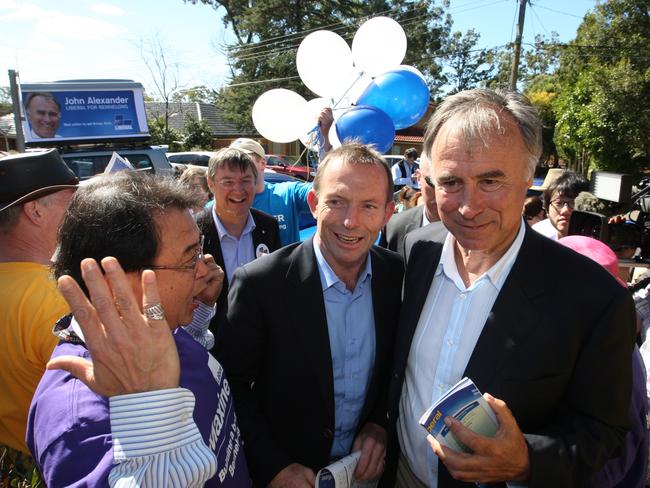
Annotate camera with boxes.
[568,174,650,262]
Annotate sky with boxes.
[0,0,598,96]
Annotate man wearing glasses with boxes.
[532,171,589,241]
[196,148,280,347]
[380,151,447,256]
[27,171,251,487]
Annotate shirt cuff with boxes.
[109,388,203,461]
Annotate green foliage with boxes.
[183,115,214,150]
[0,87,11,117]
[186,0,451,128]
[554,60,650,174]
[172,85,218,103]
[553,0,650,174]
[443,29,494,94]
[0,445,42,488]
[148,116,184,152]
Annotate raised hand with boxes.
[48,257,180,397]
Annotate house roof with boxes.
[145,102,257,138]
[394,134,423,143]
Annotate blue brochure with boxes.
[418,377,498,453]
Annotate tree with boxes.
[553,0,650,174]
[172,85,217,103]
[185,0,451,129]
[140,35,182,142]
[148,116,184,152]
[0,87,11,116]
[442,29,494,94]
[523,33,560,81]
[183,115,214,150]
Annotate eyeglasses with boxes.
[144,235,204,272]
[423,175,435,189]
[216,177,255,190]
[550,199,575,211]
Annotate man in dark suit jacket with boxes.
[197,148,280,346]
[386,89,636,488]
[218,143,403,488]
[380,152,447,253]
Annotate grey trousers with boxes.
[396,453,429,488]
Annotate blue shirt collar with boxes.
[212,206,256,240]
[312,238,372,292]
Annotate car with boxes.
[383,154,405,168]
[59,144,173,179]
[265,154,315,181]
[263,168,303,184]
[166,151,213,167]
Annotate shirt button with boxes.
[459,293,466,299]
[447,339,454,346]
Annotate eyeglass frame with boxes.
[550,198,575,211]
[423,175,435,189]
[143,235,205,272]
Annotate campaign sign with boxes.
[21,84,150,145]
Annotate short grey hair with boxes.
[423,88,542,179]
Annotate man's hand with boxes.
[48,257,180,397]
[194,254,224,307]
[428,394,530,484]
[318,107,334,153]
[352,422,387,482]
[268,463,316,488]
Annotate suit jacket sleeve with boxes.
[217,266,294,487]
[522,285,636,487]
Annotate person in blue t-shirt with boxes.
[229,109,333,246]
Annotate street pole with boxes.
[509,0,528,91]
[8,69,25,152]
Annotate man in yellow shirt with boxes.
[0,150,78,453]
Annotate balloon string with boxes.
[332,71,365,109]
[299,71,365,166]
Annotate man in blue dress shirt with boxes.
[218,142,404,488]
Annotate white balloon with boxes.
[331,69,373,107]
[352,16,407,77]
[328,122,341,149]
[297,30,355,97]
[252,89,308,143]
[399,64,427,82]
[300,98,330,150]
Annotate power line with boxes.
[224,75,301,89]
[533,4,585,19]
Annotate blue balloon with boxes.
[335,105,395,154]
[357,68,430,129]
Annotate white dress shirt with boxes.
[398,220,526,486]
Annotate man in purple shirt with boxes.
[27,172,251,487]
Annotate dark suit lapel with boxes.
[199,210,227,279]
[405,206,423,235]
[251,209,274,251]
[286,237,335,422]
[401,240,442,341]
[394,240,443,378]
[464,228,545,389]
[358,249,392,422]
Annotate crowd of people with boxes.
[1,88,648,488]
